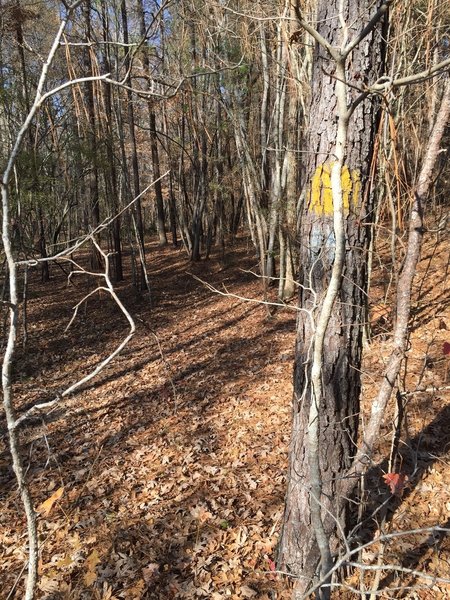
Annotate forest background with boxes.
[0,0,449,599]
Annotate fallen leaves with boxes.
[37,486,64,517]
[383,472,410,497]
[190,504,213,523]
[142,563,159,584]
[240,584,258,597]
[84,549,101,586]
[1,237,449,599]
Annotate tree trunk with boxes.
[149,110,168,245]
[83,0,101,270]
[136,0,168,246]
[101,0,123,282]
[278,1,387,595]
[278,1,306,301]
[233,109,267,282]
[121,0,147,289]
[266,10,288,282]
[162,105,178,246]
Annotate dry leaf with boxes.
[37,486,64,517]
[101,583,113,600]
[38,575,60,593]
[142,562,159,583]
[190,505,213,523]
[55,555,74,569]
[84,549,101,586]
[240,585,257,598]
[383,473,409,496]
[123,579,145,599]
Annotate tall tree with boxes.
[278,1,388,596]
[121,0,147,289]
[100,0,123,281]
[137,0,168,246]
[83,0,102,270]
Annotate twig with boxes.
[189,273,303,312]
[300,527,450,599]
[345,561,450,584]
[14,239,136,428]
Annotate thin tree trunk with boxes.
[343,76,450,495]
[101,0,123,281]
[149,110,167,245]
[121,0,146,287]
[233,109,268,283]
[259,23,270,203]
[162,105,178,246]
[84,0,101,270]
[279,2,304,300]
[38,206,49,281]
[266,12,288,281]
[0,13,74,598]
[136,0,168,246]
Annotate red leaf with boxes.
[383,472,409,496]
[267,558,276,572]
[443,342,450,355]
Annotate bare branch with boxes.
[376,57,450,90]
[103,76,183,99]
[292,0,339,60]
[59,41,138,48]
[189,273,303,313]
[0,11,77,599]
[343,1,392,57]
[301,527,450,599]
[2,19,67,187]
[15,240,136,428]
[343,77,450,495]
[37,74,110,105]
[345,561,450,584]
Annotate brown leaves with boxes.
[83,549,101,586]
[3,237,449,599]
[142,562,159,583]
[37,486,64,517]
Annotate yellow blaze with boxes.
[308,163,361,216]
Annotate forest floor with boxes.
[0,229,449,600]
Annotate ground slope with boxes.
[0,232,448,599]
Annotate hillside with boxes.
[0,232,449,599]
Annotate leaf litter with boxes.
[0,232,449,598]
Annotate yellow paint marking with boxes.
[309,163,360,216]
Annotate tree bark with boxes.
[101,1,123,282]
[136,0,168,246]
[278,1,387,595]
[83,0,101,270]
[121,0,147,289]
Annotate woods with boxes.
[1,1,449,598]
